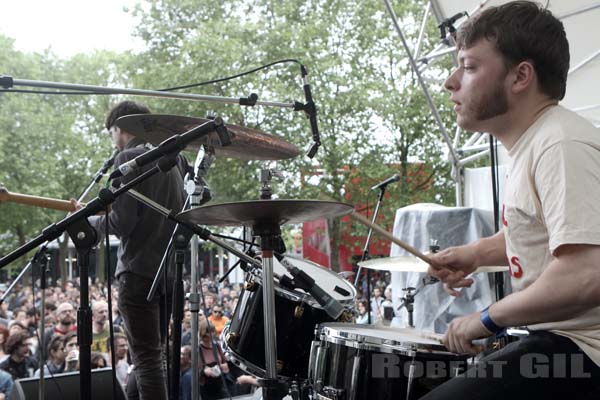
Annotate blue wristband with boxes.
[480,306,503,334]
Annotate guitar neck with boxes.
[2,192,77,212]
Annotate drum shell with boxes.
[311,323,469,400]
[225,281,336,379]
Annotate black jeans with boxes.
[119,272,170,400]
[420,331,600,400]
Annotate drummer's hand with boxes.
[203,366,216,377]
[428,245,478,296]
[444,312,491,355]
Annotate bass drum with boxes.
[309,323,470,400]
[223,255,356,380]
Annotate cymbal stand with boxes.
[255,170,288,400]
[124,193,286,399]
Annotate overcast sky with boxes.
[0,0,144,58]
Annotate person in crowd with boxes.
[91,300,110,353]
[43,302,76,352]
[355,299,376,325]
[34,335,66,376]
[63,332,80,372]
[0,332,32,379]
[199,319,229,400]
[207,305,229,337]
[91,352,107,369]
[108,332,130,386]
[0,368,13,399]
[179,345,192,400]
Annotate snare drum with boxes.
[309,323,469,400]
[223,256,356,379]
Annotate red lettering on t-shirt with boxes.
[502,204,508,227]
[509,256,523,278]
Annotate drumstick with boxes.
[349,211,433,265]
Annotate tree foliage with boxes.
[0,0,458,272]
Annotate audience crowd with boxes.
[0,268,389,399]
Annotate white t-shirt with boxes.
[503,105,600,366]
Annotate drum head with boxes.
[271,255,356,306]
[318,323,453,356]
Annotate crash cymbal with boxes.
[177,199,354,227]
[358,256,509,274]
[116,114,300,160]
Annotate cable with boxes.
[157,59,303,92]
[0,59,304,96]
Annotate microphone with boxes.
[109,118,224,180]
[370,174,400,191]
[282,261,345,320]
[300,65,321,159]
[91,149,119,183]
[438,11,468,40]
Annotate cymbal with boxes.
[177,199,354,227]
[116,114,300,160]
[358,256,509,274]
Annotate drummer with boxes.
[424,2,600,398]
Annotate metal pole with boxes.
[189,234,200,400]
[4,77,295,109]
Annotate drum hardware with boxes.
[177,198,353,400]
[349,350,363,400]
[226,331,240,345]
[260,168,284,199]
[244,279,259,291]
[405,354,417,400]
[401,287,417,328]
[294,305,305,318]
[321,386,344,400]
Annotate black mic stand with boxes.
[0,152,116,400]
[170,225,194,400]
[354,184,389,324]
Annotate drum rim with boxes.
[317,323,456,357]
[251,254,356,308]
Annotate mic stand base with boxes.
[66,217,98,400]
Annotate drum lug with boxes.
[244,280,258,291]
[322,386,344,400]
[294,305,305,318]
[226,331,239,346]
[276,359,284,372]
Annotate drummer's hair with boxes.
[456,1,569,100]
[105,100,151,131]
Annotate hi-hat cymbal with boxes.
[358,256,509,274]
[116,114,300,160]
[177,199,354,227]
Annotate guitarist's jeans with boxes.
[420,331,600,400]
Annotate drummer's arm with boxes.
[471,231,509,267]
[489,243,600,328]
[429,231,508,295]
